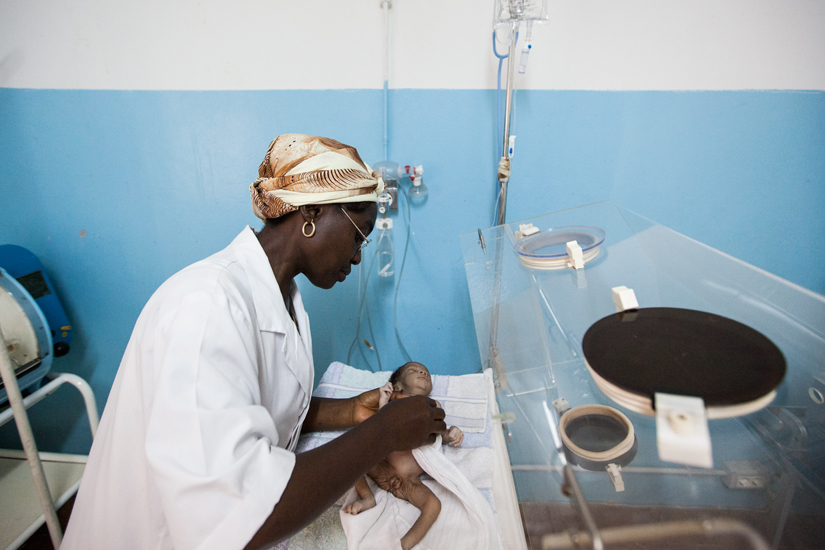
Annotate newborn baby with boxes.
[344,362,464,550]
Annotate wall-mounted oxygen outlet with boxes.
[388,186,398,210]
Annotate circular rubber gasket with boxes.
[582,307,786,418]
[559,404,637,471]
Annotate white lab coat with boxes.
[62,226,315,550]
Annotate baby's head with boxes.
[389,362,432,396]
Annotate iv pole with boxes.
[496,23,518,227]
[487,23,518,387]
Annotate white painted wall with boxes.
[1,0,824,90]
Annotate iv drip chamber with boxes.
[375,218,394,277]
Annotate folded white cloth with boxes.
[339,437,503,550]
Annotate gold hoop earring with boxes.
[302,220,316,238]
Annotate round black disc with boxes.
[582,307,786,407]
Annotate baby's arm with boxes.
[432,400,463,446]
[378,382,394,409]
[343,476,377,515]
[441,426,464,447]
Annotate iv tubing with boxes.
[382,0,390,160]
[493,31,518,157]
[394,185,413,362]
[348,185,414,368]
[493,31,509,159]
[348,238,382,371]
[509,68,521,153]
[363,291,381,370]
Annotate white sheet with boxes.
[339,436,503,550]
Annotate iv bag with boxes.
[493,0,549,29]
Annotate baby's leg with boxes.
[343,476,377,515]
[368,460,442,550]
[392,477,441,550]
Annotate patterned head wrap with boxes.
[250,134,385,220]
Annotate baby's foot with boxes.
[343,495,377,515]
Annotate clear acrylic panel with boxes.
[460,201,825,549]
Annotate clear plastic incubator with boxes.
[461,201,825,549]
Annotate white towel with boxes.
[339,437,503,550]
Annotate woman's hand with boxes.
[371,396,446,452]
[351,387,382,424]
[304,384,428,433]
[303,392,382,433]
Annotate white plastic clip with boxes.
[515,223,540,239]
[492,412,516,424]
[611,286,639,312]
[552,398,570,416]
[606,463,625,492]
[655,393,713,469]
[566,240,584,269]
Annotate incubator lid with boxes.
[582,307,787,416]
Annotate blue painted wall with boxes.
[1,88,823,453]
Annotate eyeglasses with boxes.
[339,206,371,250]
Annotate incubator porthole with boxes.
[809,387,824,405]
[515,226,605,270]
[558,404,637,471]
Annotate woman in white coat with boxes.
[62,134,446,550]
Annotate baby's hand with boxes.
[443,426,464,447]
[378,382,394,409]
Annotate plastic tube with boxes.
[493,30,509,159]
[348,241,382,371]
[382,0,390,160]
[348,190,413,368]
[394,186,414,362]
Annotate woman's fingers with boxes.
[430,401,447,434]
[352,388,382,423]
[374,396,446,452]
[428,399,446,419]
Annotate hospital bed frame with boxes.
[0,341,99,550]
